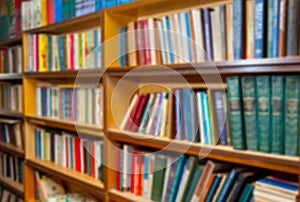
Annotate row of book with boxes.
[35,172,96,201]
[0,152,24,185]
[0,0,22,41]
[116,145,299,202]
[26,28,101,72]
[0,118,23,149]
[0,46,22,74]
[0,187,23,202]
[21,0,135,31]
[227,75,300,156]
[119,4,232,66]
[234,0,300,59]
[36,84,103,126]
[0,84,23,113]
[35,128,104,182]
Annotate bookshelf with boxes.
[0,175,24,198]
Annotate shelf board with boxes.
[0,175,24,198]
[0,142,24,158]
[23,11,102,34]
[26,115,103,136]
[0,73,23,81]
[27,158,105,198]
[0,36,22,47]
[0,109,24,119]
[107,57,300,77]
[108,129,300,174]
[108,189,153,202]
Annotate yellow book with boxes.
[41,0,47,26]
[39,34,48,72]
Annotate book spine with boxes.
[183,89,192,141]
[256,76,271,153]
[202,8,213,61]
[241,76,258,151]
[213,91,228,145]
[271,76,284,154]
[216,169,237,202]
[267,0,273,57]
[254,0,267,58]
[151,156,166,202]
[284,76,299,156]
[233,0,244,59]
[278,0,287,56]
[272,0,280,57]
[246,1,254,59]
[286,0,300,55]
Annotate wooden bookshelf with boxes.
[0,36,22,47]
[24,69,104,79]
[108,189,153,202]
[0,73,23,81]
[0,109,24,119]
[26,158,105,198]
[0,142,24,158]
[0,175,24,198]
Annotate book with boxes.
[233,0,245,59]
[254,0,267,58]
[286,0,300,55]
[246,1,255,59]
[151,155,167,202]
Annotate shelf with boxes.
[0,142,24,158]
[0,175,24,198]
[26,115,103,136]
[23,11,102,34]
[108,189,153,202]
[106,57,300,77]
[0,73,23,81]
[107,129,300,174]
[0,36,22,47]
[26,158,105,198]
[0,109,24,119]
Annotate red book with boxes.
[130,94,149,132]
[130,151,137,194]
[116,144,121,191]
[15,0,22,35]
[91,141,96,179]
[74,138,81,172]
[143,19,151,65]
[136,153,144,196]
[126,94,143,131]
[65,136,69,168]
[70,34,75,70]
[47,0,54,24]
[35,34,39,72]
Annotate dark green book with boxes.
[180,156,198,201]
[271,76,284,154]
[151,155,167,202]
[226,77,246,150]
[284,76,299,156]
[238,184,254,202]
[256,76,271,153]
[184,165,203,202]
[241,77,258,151]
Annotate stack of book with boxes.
[0,187,24,202]
[0,152,24,184]
[36,83,103,126]
[26,28,101,72]
[0,0,22,41]
[0,84,23,113]
[253,177,299,201]
[119,3,232,66]
[35,128,104,181]
[120,92,169,137]
[0,118,23,149]
[227,75,300,156]
[116,145,267,202]
[0,46,23,73]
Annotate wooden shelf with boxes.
[0,142,24,158]
[0,109,24,119]
[0,36,22,47]
[0,73,23,81]
[0,175,24,198]
[107,129,300,174]
[23,11,102,34]
[26,115,103,136]
[26,158,105,198]
[108,189,153,202]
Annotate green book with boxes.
[256,76,271,153]
[267,0,273,57]
[284,76,299,156]
[241,77,258,151]
[238,184,254,202]
[184,165,203,202]
[227,77,246,150]
[151,155,167,202]
[271,76,284,154]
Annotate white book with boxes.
[210,10,218,62]
[169,14,179,63]
[156,20,167,64]
[214,7,223,61]
[211,174,227,202]
[173,13,184,63]
[120,94,138,130]
[80,139,84,173]
[179,12,190,63]
[61,134,66,167]
[192,9,205,62]
[156,93,168,137]
[148,18,157,65]
[253,189,295,202]
[146,155,155,198]
[162,17,171,64]
[145,93,161,135]
[40,129,45,160]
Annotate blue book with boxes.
[35,130,41,158]
[259,178,299,191]
[272,0,280,57]
[217,169,238,202]
[166,17,175,64]
[54,0,63,23]
[254,0,267,58]
[185,12,194,62]
[183,89,192,141]
[233,0,245,59]
[169,155,186,202]
[119,27,125,66]
[201,92,210,144]
[205,175,222,202]
[239,184,254,202]
[58,36,66,70]
[95,0,102,11]
[48,36,52,71]
[175,90,184,140]
[202,8,213,61]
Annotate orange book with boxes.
[246,1,254,59]
[201,174,216,202]
[128,21,137,66]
